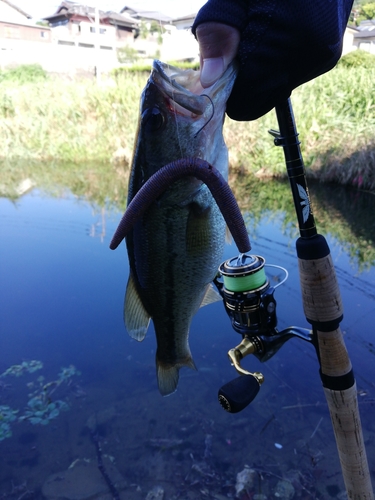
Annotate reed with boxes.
[0,64,374,191]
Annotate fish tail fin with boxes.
[156,355,196,397]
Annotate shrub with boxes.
[338,49,375,68]
[0,64,48,84]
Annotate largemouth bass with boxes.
[124,60,237,395]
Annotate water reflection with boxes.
[0,165,374,499]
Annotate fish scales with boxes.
[123,60,237,396]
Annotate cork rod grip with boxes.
[324,383,373,499]
[298,249,373,499]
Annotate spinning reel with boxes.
[214,253,312,413]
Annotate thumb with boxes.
[196,22,240,88]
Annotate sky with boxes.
[14,0,207,20]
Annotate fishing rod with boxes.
[215,98,373,499]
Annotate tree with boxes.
[360,2,375,18]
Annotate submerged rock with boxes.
[235,466,256,498]
[274,479,295,499]
[42,457,127,500]
[145,485,164,500]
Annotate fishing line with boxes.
[157,17,185,157]
[172,98,184,158]
[194,94,215,138]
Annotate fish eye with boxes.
[142,107,164,132]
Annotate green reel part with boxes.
[219,254,268,293]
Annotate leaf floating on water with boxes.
[29,417,43,425]
[0,360,43,378]
[49,408,60,419]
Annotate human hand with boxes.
[195,22,240,88]
[192,0,352,121]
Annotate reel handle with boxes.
[218,375,261,413]
[218,337,264,413]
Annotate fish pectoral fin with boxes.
[124,274,151,341]
[200,283,222,308]
[157,356,196,397]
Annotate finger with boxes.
[196,22,240,87]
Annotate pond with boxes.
[0,172,374,500]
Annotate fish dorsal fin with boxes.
[200,283,222,308]
[124,274,151,341]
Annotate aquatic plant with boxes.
[19,398,69,426]
[0,360,43,378]
[0,361,81,441]
[0,405,18,441]
[58,365,81,382]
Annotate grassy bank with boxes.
[0,63,374,191]
[0,68,144,164]
[225,65,375,191]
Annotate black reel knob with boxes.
[218,374,260,413]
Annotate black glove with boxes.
[192,0,353,120]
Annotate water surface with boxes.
[0,179,374,499]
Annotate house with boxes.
[343,20,375,56]
[343,25,359,54]
[171,13,196,31]
[120,5,173,25]
[43,1,139,50]
[1,0,199,73]
[0,0,51,46]
[120,4,199,62]
[40,1,140,73]
[0,0,51,69]
[353,20,375,54]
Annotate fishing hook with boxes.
[194,94,214,138]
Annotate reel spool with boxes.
[218,254,277,336]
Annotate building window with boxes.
[40,31,47,38]
[90,27,106,34]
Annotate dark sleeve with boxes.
[192,0,354,121]
[191,0,251,33]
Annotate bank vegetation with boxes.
[0,52,374,192]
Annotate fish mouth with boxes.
[151,59,236,117]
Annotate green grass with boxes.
[0,69,145,163]
[112,60,199,76]
[0,62,374,191]
[224,65,375,191]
